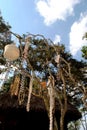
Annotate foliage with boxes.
[81,46,87,59]
[68,120,80,130]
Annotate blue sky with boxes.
[0,0,87,60]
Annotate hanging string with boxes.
[47,75,55,130]
[55,54,60,68]
[18,75,25,105]
[23,37,31,59]
[18,37,31,105]
[26,75,33,112]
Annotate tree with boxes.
[81,46,87,59]
[0,14,87,130]
[1,35,85,129]
[82,32,87,59]
[82,32,87,40]
[78,32,87,130]
[0,12,11,66]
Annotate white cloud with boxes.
[53,34,61,44]
[36,0,80,26]
[69,13,87,56]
